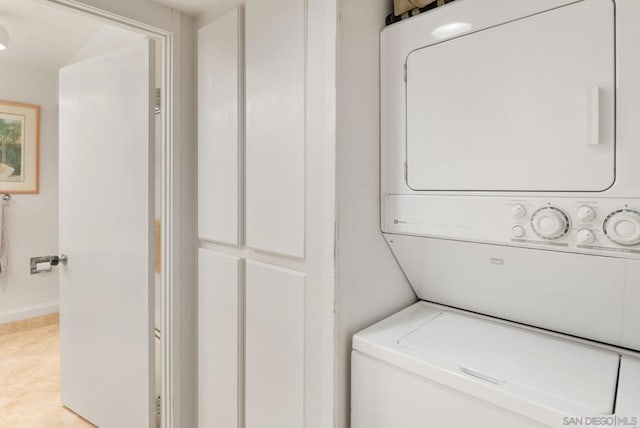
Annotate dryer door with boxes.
[406,0,615,192]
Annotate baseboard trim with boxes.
[0,312,59,336]
[0,302,59,326]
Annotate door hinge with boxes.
[155,88,161,114]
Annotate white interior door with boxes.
[58,39,155,427]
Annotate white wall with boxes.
[0,63,60,323]
[334,0,417,427]
[69,26,146,65]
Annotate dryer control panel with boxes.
[384,195,640,259]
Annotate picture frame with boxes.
[0,100,40,194]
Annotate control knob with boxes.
[531,206,571,240]
[576,206,596,223]
[511,204,526,218]
[576,229,596,245]
[603,209,640,246]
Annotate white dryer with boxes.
[353,0,640,427]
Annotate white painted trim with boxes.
[168,12,198,428]
[0,301,59,324]
[44,0,174,31]
[305,0,338,426]
[42,0,171,36]
[161,26,176,428]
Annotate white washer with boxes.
[353,303,640,428]
[353,0,640,426]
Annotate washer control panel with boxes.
[385,195,640,259]
[507,199,640,257]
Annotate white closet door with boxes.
[245,261,305,428]
[198,249,241,428]
[198,8,243,245]
[406,0,615,192]
[245,0,305,257]
[58,39,154,427]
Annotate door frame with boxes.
[42,1,188,426]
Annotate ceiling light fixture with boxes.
[0,24,9,51]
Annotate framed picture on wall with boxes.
[0,100,40,194]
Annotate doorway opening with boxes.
[0,0,168,426]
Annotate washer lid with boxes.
[399,311,620,414]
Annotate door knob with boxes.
[50,254,68,266]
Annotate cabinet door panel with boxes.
[198,8,242,245]
[198,249,241,428]
[245,261,305,428]
[245,0,305,257]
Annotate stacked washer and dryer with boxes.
[352,0,640,427]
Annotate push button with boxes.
[512,225,526,239]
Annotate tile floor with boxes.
[0,321,94,427]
